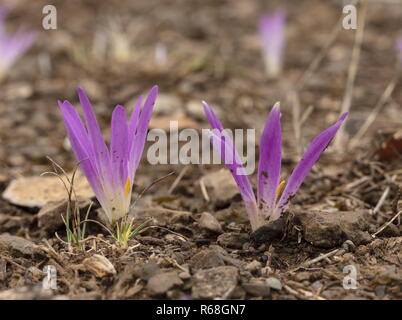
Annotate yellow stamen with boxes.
[276,180,285,200]
[124,178,131,196]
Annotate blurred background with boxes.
[0,0,402,182]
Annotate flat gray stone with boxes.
[243,280,271,297]
[202,169,239,203]
[192,266,238,299]
[0,234,39,256]
[217,232,249,249]
[198,212,223,234]
[140,261,161,281]
[190,250,225,270]
[266,277,282,291]
[294,210,372,248]
[147,271,183,296]
[2,174,94,208]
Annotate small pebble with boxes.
[266,277,282,291]
[245,260,261,273]
[374,285,386,298]
[198,212,223,234]
[259,255,269,264]
[178,272,191,280]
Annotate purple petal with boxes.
[0,6,8,21]
[275,112,348,219]
[58,100,91,151]
[257,102,282,215]
[203,101,263,230]
[0,10,36,71]
[202,101,224,131]
[110,105,129,188]
[129,86,158,174]
[208,130,255,198]
[77,87,112,182]
[58,101,102,198]
[58,100,102,180]
[128,95,143,150]
[396,37,402,63]
[259,10,286,78]
[208,130,261,230]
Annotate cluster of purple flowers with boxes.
[203,101,347,230]
[57,9,401,233]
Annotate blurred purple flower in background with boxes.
[396,37,402,64]
[58,86,158,224]
[203,102,347,231]
[258,10,286,79]
[0,6,36,80]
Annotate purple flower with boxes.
[203,102,347,231]
[396,37,402,63]
[0,7,36,78]
[258,10,286,79]
[58,86,158,224]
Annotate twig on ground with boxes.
[349,67,401,149]
[373,186,402,237]
[344,176,371,191]
[291,91,302,156]
[172,259,189,273]
[372,175,397,215]
[372,210,401,237]
[199,177,210,201]
[391,186,402,215]
[300,105,314,127]
[283,284,326,300]
[0,255,27,271]
[146,225,189,242]
[335,0,368,150]
[131,171,175,209]
[295,15,344,91]
[291,91,315,157]
[168,166,189,194]
[300,248,340,268]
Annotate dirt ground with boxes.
[0,0,401,300]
